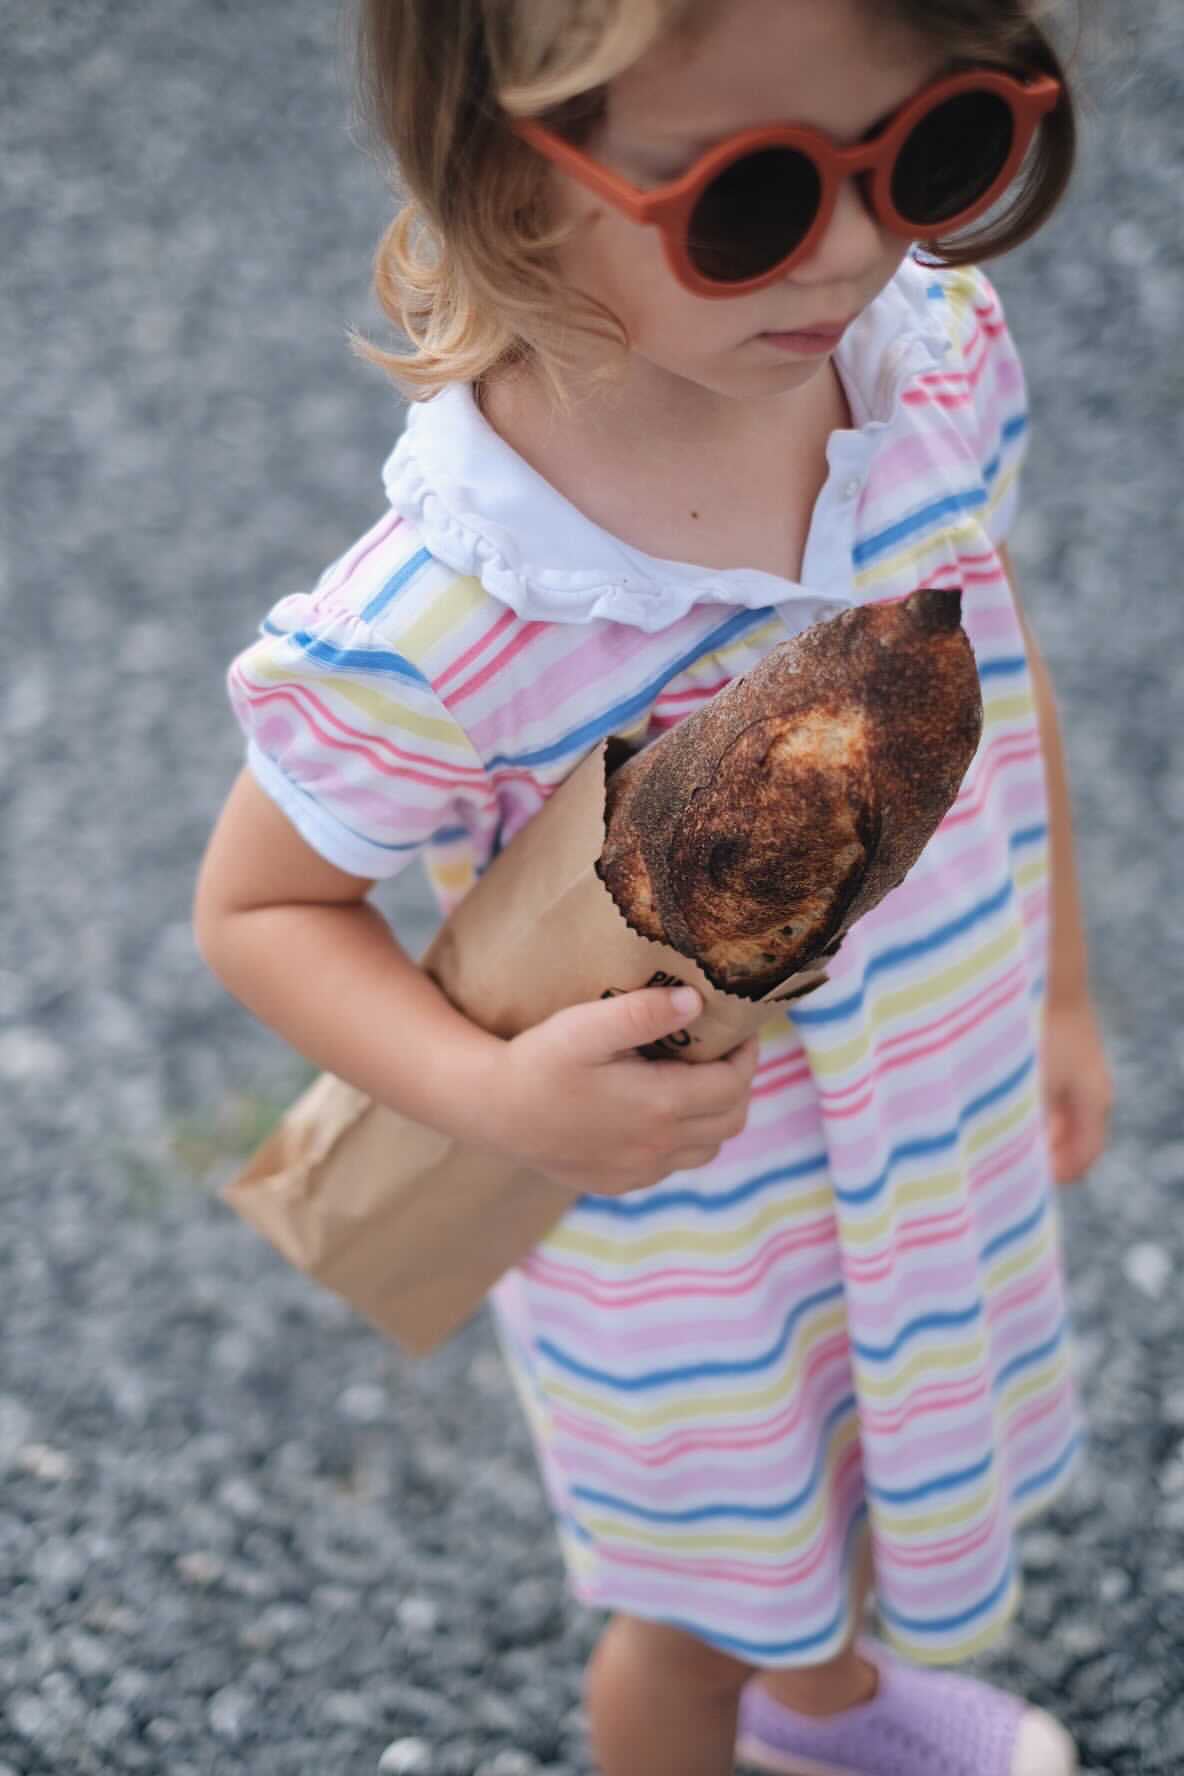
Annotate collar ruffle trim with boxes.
[381,255,951,632]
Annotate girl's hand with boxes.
[1040,993,1113,1186]
[484,987,760,1197]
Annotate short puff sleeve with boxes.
[228,585,489,882]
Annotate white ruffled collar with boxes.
[382,254,950,631]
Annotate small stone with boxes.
[1122,1241,1172,1299]
[339,1383,388,1423]
[16,1443,73,1481]
[397,1595,439,1637]
[8,1693,52,1743]
[477,1753,542,1776]
[322,1690,374,1728]
[177,1550,224,1587]
[475,1691,523,1735]
[1098,1568,1131,1605]
[209,1684,253,1741]
[63,1629,116,1678]
[378,1737,434,1774]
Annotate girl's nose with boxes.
[793,174,886,283]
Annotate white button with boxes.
[842,478,862,501]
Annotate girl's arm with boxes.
[1000,542,1113,1182]
[194,768,507,1149]
[194,768,758,1196]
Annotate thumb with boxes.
[550,986,702,1064]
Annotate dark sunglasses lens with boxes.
[688,147,821,283]
[892,91,1014,225]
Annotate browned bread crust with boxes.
[595,587,983,998]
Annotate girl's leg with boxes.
[582,1604,887,1776]
[583,1614,755,1776]
[756,1528,878,1716]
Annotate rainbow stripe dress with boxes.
[228,256,1080,1667]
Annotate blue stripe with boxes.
[559,1503,870,1662]
[980,1197,1045,1265]
[485,606,774,770]
[837,1052,1036,1209]
[875,1433,1080,1641]
[978,653,1026,681]
[793,877,1015,1028]
[258,625,430,685]
[878,1552,1016,1637]
[852,1302,983,1365]
[573,1151,829,1220]
[853,486,986,568]
[536,1282,843,1391]
[360,547,433,620]
[992,1319,1067,1396]
[1011,821,1047,851]
[1012,1429,1082,1504]
[867,1447,994,1506]
[571,1394,855,1525]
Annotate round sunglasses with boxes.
[513,67,1062,298]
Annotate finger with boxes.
[666,1144,723,1174]
[664,1058,758,1119]
[676,1110,750,1147]
[554,986,702,1064]
[722,1034,762,1081]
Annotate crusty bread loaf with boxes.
[595,587,983,998]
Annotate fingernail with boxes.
[671,987,700,1017]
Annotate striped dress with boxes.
[228,256,1080,1669]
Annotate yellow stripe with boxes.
[982,689,1034,729]
[581,1417,861,1558]
[852,1336,987,1402]
[392,572,486,657]
[983,1218,1053,1297]
[548,1088,1040,1270]
[984,456,1021,523]
[1014,851,1048,892]
[543,1185,838,1266]
[852,516,984,595]
[251,654,470,747]
[799,924,1024,1079]
[883,1576,1022,1667]
[540,1304,850,1432]
[994,1353,1073,1428]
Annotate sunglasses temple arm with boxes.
[513,120,654,223]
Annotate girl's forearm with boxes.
[200,899,507,1146]
[1023,620,1092,1008]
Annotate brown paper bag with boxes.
[223,738,826,1355]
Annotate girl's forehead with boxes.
[608,0,948,148]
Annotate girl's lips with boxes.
[758,327,848,354]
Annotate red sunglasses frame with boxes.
[513,67,1062,299]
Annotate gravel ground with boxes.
[2,3,1182,1772]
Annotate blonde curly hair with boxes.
[349,0,1080,406]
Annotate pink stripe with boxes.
[232,675,492,793]
[318,512,402,600]
[450,619,550,703]
[525,1216,840,1311]
[434,605,517,692]
[546,1333,852,1464]
[463,606,714,755]
[530,1250,842,1355]
[813,970,1029,1122]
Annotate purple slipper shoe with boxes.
[735,1639,1077,1776]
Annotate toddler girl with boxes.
[196,1,1113,1771]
